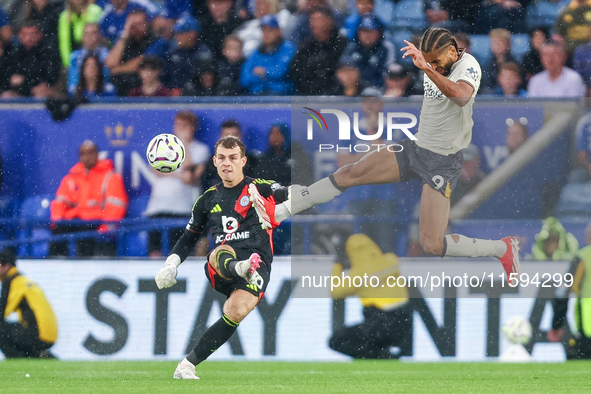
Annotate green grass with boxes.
[2,360,590,394]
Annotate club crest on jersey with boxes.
[240,195,250,207]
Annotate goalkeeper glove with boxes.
[155,254,181,289]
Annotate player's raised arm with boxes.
[401,39,474,107]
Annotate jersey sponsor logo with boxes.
[239,195,250,207]
[222,216,239,233]
[424,80,444,99]
[215,231,250,243]
[210,204,222,213]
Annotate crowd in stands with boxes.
[0,0,590,98]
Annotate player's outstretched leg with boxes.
[254,148,402,228]
[178,290,258,379]
[419,184,521,282]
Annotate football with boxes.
[501,315,532,345]
[146,133,186,173]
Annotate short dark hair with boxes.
[20,19,41,31]
[420,27,458,53]
[214,135,246,157]
[0,249,16,267]
[221,119,241,131]
[139,55,162,70]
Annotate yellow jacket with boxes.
[1,267,58,344]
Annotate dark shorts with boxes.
[204,247,270,299]
[395,138,462,198]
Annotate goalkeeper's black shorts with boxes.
[203,248,270,299]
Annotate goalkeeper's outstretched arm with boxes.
[155,229,202,289]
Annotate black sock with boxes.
[186,314,239,365]
[216,249,239,278]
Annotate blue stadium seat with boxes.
[526,0,569,29]
[373,0,395,27]
[470,34,492,67]
[0,196,19,218]
[20,195,52,220]
[127,194,150,218]
[18,195,53,257]
[555,183,591,220]
[121,231,148,257]
[391,0,426,30]
[511,34,530,64]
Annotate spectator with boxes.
[554,0,591,55]
[450,144,485,207]
[454,32,471,54]
[151,0,194,40]
[505,117,528,155]
[198,0,243,60]
[289,7,347,95]
[234,0,295,56]
[104,9,168,96]
[144,111,210,257]
[482,28,518,90]
[341,15,394,88]
[548,221,591,359]
[0,249,58,358]
[0,20,61,98]
[527,42,586,97]
[573,25,591,95]
[531,217,579,261]
[201,119,259,189]
[570,110,591,183]
[182,59,221,95]
[128,55,171,96]
[240,14,296,95]
[67,23,111,96]
[49,140,128,257]
[493,62,527,96]
[521,26,549,82]
[58,0,103,66]
[474,0,529,34]
[340,0,379,41]
[329,234,412,359]
[382,63,412,97]
[424,0,479,33]
[24,0,63,47]
[290,0,341,47]
[0,5,13,44]
[100,0,159,45]
[74,53,117,98]
[0,37,11,95]
[163,14,213,91]
[329,56,370,96]
[216,34,246,95]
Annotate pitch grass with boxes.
[2,360,590,394]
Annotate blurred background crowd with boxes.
[0,0,589,99]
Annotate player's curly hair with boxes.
[420,27,458,53]
[215,135,246,157]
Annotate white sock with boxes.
[277,178,342,220]
[444,234,507,258]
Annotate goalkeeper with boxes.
[154,135,288,380]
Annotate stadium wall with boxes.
[0,98,575,219]
[0,258,574,362]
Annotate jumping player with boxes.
[250,27,520,279]
[154,135,288,379]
